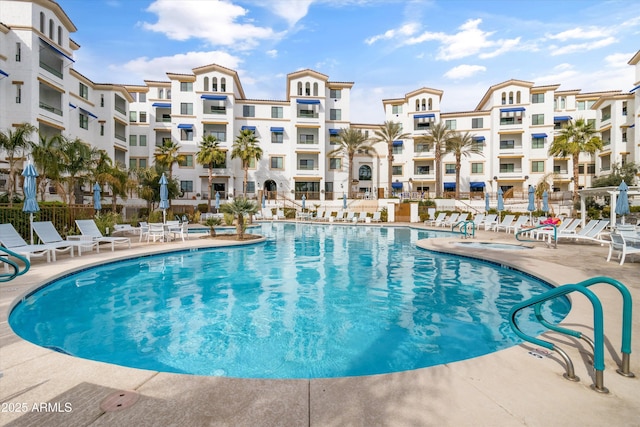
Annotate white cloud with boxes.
[479,37,521,59]
[365,22,420,45]
[268,0,314,27]
[550,36,616,56]
[444,64,486,80]
[142,0,278,49]
[547,26,611,41]
[266,49,278,58]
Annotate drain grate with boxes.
[100,390,140,412]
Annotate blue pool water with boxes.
[9,224,569,379]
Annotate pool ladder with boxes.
[451,220,475,239]
[509,276,634,393]
[515,224,557,248]
[0,247,30,282]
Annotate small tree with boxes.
[220,197,259,240]
[204,217,222,237]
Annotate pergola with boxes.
[578,185,640,226]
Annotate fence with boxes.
[0,204,95,240]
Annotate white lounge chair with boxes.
[505,216,529,234]
[0,223,52,262]
[557,220,610,244]
[481,214,498,230]
[32,221,99,256]
[75,219,131,251]
[139,222,149,242]
[492,214,515,232]
[314,210,326,221]
[276,209,285,220]
[113,224,141,236]
[442,213,460,227]
[263,209,274,220]
[371,211,382,222]
[471,214,485,228]
[426,212,446,227]
[607,232,640,265]
[357,212,368,222]
[334,211,345,222]
[343,211,356,222]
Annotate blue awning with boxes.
[630,124,635,128]
[470,182,485,189]
[414,113,435,119]
[392,182,403,189]
[329,128,340,135]
[241,126,256,131]
[79,107,98,119]
[270,127,284,132]
[296,99,321,104]
[443,182,456,190]
[177,124,193,129]
[392,140,403,146]
[532,133,547,138]
[0,69,8,78]
[500,107,525,113]
[69,103,77,109]
[39,37,75,62]
[473,136,485,141]
[630,84,640,93]
[201,94,227,101]
[554,116,572,121]
[152,102,171,108]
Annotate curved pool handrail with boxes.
[515,223,557,248]
[451,220,475,239]
[0,247,30,282]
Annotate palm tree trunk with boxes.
[455,154,461,199]
[572,153,580,202]
[435,150,442,198]
[348,153,354,198]
[236,213,244,239]
[243,165,248,197]
[387,144,393,197]
[207,167,213,212]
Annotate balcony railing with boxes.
[297,111,319,118]
[39,102,62,116]
[39,62,63,78]
[115,134,126,142]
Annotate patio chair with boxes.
[426,212,446,227]
[606,232,640,265]
[492,214,515,232]
[471,213,485,228]
[262,209,274,220]
[371,211,382,222]
[0,223,51,263]
[75,219,131,251]
[334,211,345,222]
[168,221,188,242]
[32,221,99,256]
[343,211,356,222]
[146,223,166,243]
[139,222,149,242]
[276,209,286,220]
[556,220,610,244]
[441,213,460,227]
[481,214,498,230]
[357,212,368,222]
[505,216,530,234]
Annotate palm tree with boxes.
[327,128,374,198]
[447,131,484,199]
[32,133,63,201]
[231,129,262,197]
[371,121,409,197]
[418,122,455,198]
[58,136,93,204]
[154,140,185,178]
[196,134,226,212]
[220,196,258,240]
[548,118,603,202]
[0,122,37,206]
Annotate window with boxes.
[305,82,311,96]
[392,105,402,114]
[180,181,193,192]
[15,83,22,104]
[178,155,194,167]
[129,111,137,122]
[532,137,545,149]
[79,83,89,99]
[500,163,515,173]
[501,92,506,105]
[445,120,456,130]
[622,101,627,116]
[587,118,596,128]
[130,92,137,102]
[139,92,146,102]
[392,165,403,175]
[129,135,137,146]
[212,78,218,92]
[100,123,104,136]
[500,140,515,149]
[270,157,284,169]
[509,91,513,104]
[313,82,318,96]
[79,113,88,130]
[40,12,45,32]
[180,82,193,92]
[532,114,544,125]
[167,89,171,99]
[622,131,627,142]
[330,109,341,120]
[392,145,403,155]
[299,159,314,170]
[330,89,341,99]
[245,181,255,193]
[445,164,455,174]
[500,115,523,125]
[471,163,483,173]
[203,77,209,92]
[180,128,194,141]
[49,19,54,39]
[248,158,256,169]
[220,78,226,92]
[359,165,371,180]
[329,158,342,170]
[531,161,545,173]
[16,42,21,61]
[532,93,544,103]
[577,101,585,110]
[299,134,314,144]
[159,88,164,99]
[139,135,147,146]
[271,106,283,118]
[472,118,483,128]
[129,158,137,170]
[271,130,283,144]
[212,157,226,168]
[416,165,430,174]
[180,103,193,115]
[243,105,255,117]
[139,112,147,123]
[601,105,611,121]
[100,94,104,107]
[471,140,484,152]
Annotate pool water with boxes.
[9,224,569,379]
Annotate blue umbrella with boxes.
[261,194,266,209]
[527,185,535,223]
[93,182,102,213]
[22,163,39,245]
[301,194,306,211]
[542,190,549,214]
[343,193,347,210]
[484,192,490,212]
[615,181,630,224]
[497,187,504,211]
[159,173,169,223]
[215,191,221,212]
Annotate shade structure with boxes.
[215,191,221,212]
[497,187,504,211]
[301,194,306,210]
[93,183,102,212]
[21,163,39,245]
[542,190,549,214]
[615,181,630,224]
[343,193,347,210]
[485,192,490,212]
[159,173,169,223]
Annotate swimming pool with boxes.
[454,242,532,250]
[9,223,569,379]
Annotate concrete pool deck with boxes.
[0,223,638,426]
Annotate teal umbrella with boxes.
[615,181,630,224]
[261,194,266,209]
[21,163,39,245]
[159,173,169,223]
[542,190,549,214]
[215,191,221,212]
[301,194,306,211]
[485,192,490,212]
[497,187,504,221]
[343,193,347,210]
[527,185,535,223]
[93,182,102,213]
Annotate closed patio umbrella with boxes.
[93,182,102,214]
[21,163,39,245]
[497,187,504,220]
[301,194,306,211]
[527,185,535,223]
[215,191,221,213]
[542,190,549,214]
[343,193,347,210]
[159,173,169,223]
[262,194,266,209]
[615,181,630,224]
[485,192,490,213]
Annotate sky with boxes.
[58,0,640,123]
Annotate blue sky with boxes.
[59,0,640,123]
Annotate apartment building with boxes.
[1,0,638,205]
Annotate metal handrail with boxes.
[515,223,557,248]
[451,220,475,239]
[0,247,30,282]
[509,276,634,393]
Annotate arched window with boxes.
[221,78,226,92]
[212,77,218,91]
[167,89,171,99]
[297,82,303,96]
[359,165,372,181]
[428,98,432,110]
[203,77,209,91]
[501,92,506,105]
[516,91,521,104]
[560,97,565,109]
[305,82,311,96]
[57,26,62,45]
[49,19,54,39]
[159,88,164,99]
[415,100,420,111]
[40,12,45,33]
[508,91,514,104]
[421,98,426,111]
[313,82,318,96]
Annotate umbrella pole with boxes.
[30,213,34,245]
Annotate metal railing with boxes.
[515,223,557,248]
[451,220,475,238]
[0,247,30,282]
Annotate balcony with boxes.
[39,101,62,116]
